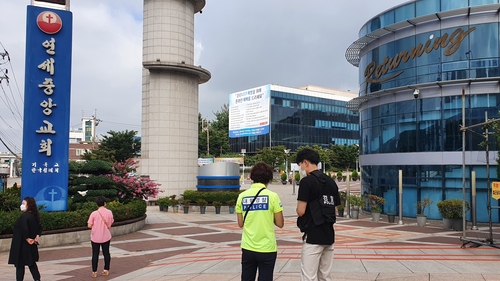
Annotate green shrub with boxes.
[182,190,240,204]
[436,199,470,219]
[80,160,113,175]
[0,187,21,212]
[196,199,208,206]
[0,210,21,234]
[157,197,170,207]
[280,173,287,181]
[295,172,301,182]
[0,199,146,235]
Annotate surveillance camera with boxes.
[413,89,419,99]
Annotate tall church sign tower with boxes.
[141,0,210,195]
[22,0,72,211]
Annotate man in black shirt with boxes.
[296,148,340,281]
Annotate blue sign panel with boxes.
[21,6,72,211]
[242,195,269,211]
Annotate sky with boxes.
[0,0,405,153]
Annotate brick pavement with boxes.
[1,182,500,280]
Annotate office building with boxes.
[346,0,500,222]
[229,84,359,154]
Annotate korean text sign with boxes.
[21,6,72,211]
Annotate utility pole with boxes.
[202,119,210,155]
[91,109,101,149]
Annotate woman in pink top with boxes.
[87,196,114,278]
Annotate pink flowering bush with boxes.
[108,158,162,201]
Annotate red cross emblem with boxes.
[37,11,62,34]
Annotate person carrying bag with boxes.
[236,162,284,281]
[87,196,114,278]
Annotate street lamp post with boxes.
[284,149,290,183]
[241,149,246,184]
[202,120,210,155]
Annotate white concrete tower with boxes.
[141,0,210,195]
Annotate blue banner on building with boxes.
[21,5,72,211]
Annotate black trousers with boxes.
[91,240,111,272]
[16,263,40,281]
[241,248,277,281]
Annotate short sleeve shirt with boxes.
[236,183,284,252]
[297,172,336,245]
[88,207,114,243]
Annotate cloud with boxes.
[0,0,404,153]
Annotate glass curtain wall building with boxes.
[229,84,359,154]
[346,0,500,222]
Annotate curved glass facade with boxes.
[229,87,359,154]
[359,0,499,37]
[359,22,499,96]
[351,1,500,222]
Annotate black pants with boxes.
[16,263,40,281]
[91,240,111,272]
[241,248,277,281]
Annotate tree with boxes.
[108,159,162,201]
[257,145,286,170]
[292,145,332,171]
[84,130,141,162]
[331,144,359,171]
[198,105,230,157]
[479,114,500,176]
[68,159,118,207]
[81,148,115,162]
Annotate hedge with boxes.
[0,199,146,235]
[182,190,241,205]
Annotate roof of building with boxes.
[270,84,358,102]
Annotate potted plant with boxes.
[280,173,288,185]
[213,201,222,214]
[157,197,170,212]
[337,171,343,182]
[351,170,359,181]
[436,198,470,231]
[338,191,347,217]
[169,195,179,213]
[182,199,191,214]
[346,194,365,219]
[294,172,301,185]
[367,194,385,222]
[415,198,433,227]
[337,205,345,217]
[227,200,236,214]
[387,209,396,223]
[197,199,208,214]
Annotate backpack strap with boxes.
[309,170,325,188]
[243,187,266,225]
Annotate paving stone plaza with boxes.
[1,181,500,280]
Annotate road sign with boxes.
[492,182,500,200]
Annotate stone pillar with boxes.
[141,0,210,196]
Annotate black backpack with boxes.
[297,171,339,232]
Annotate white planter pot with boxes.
[416,215,427,227]
[351,209,359,219]
[372,212,381,222]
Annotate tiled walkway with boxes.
[1,182,500,280]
